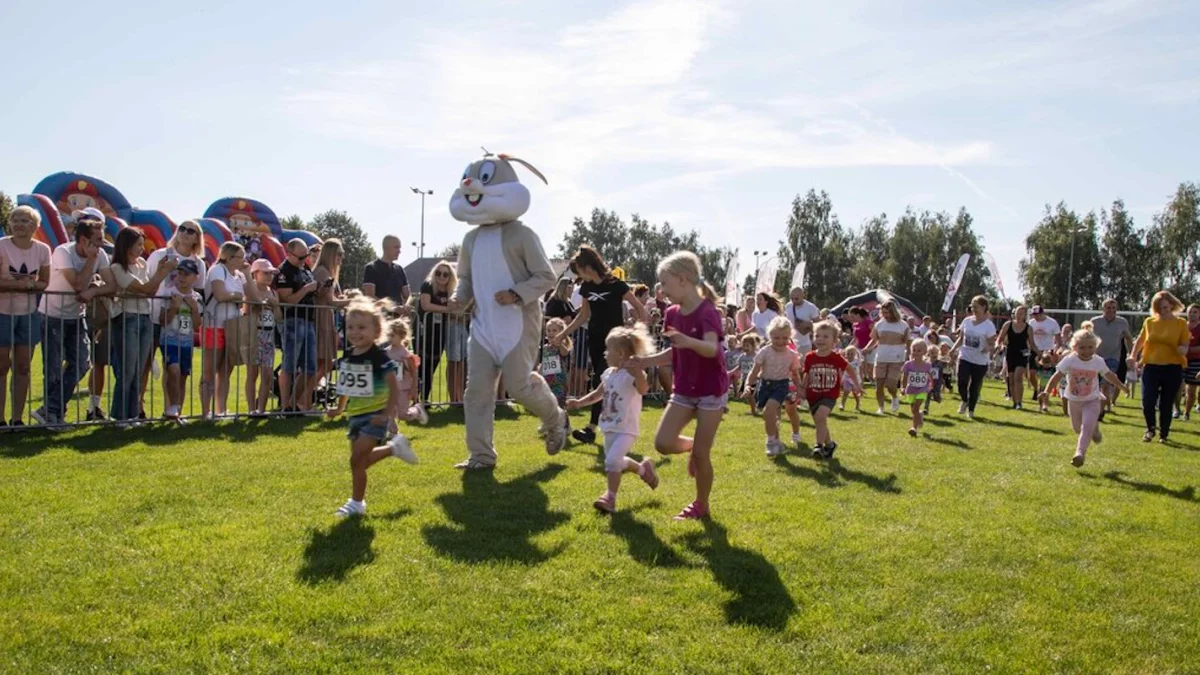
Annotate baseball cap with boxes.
[1031,305,1044,315]
[250,258,279,275]
[72,207,105,223]
[176,259,200,275]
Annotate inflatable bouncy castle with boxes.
[202,198,319,267]
[18,172,193,260]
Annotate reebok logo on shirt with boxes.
[586,292,611,302]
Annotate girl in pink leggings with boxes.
[1040,329,1128,467]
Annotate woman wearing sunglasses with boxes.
[418,261,456,404]
[143,221,206,417]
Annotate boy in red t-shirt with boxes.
[803,321,861,459]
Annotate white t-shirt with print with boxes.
[39,243,110,319]
[204,263,246,326]
[958,316,997,366]
[1056,353,1109,401]
[153,287,202,346]
[146,248,207,325]
[0,237,52,316]
[751,309,779,338]
[598,367,642,436]
[1030,317,1061,353]
[784,300,820,352]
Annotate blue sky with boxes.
[2,0,1197,300]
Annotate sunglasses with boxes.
[179,227,199,235]
[435,271,450,278]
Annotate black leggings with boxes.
[957,361,988,412]
[419,323,444,401]
[1141,364,1183,438]
[587,328,612,427]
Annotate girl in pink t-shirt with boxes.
[628,251,728,521]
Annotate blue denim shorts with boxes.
[347,413,388,442]
[162,341,194,377]
[755,379,790,409]
[282,318,318,375]
[445,319,468,362]
[0,312,43,347]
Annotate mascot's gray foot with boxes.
[544,409,569,456]
[454,458,496,471]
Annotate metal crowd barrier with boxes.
[0,290,685,433]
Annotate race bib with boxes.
[907,371,930,389]
[177,312,192,333]
[259,310,275,330]
[543,354,563,375]
[337,362,373,397]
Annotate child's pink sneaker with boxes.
[639,459,659,490]
[593,494,616,514]
[673,500,709,521]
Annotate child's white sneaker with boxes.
[414,404,429,426]
[958,402,968,415]
[891,398,900,413]
[389,434,419,464]
[335,499,366,517]
[791,432,802,446]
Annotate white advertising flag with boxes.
[790,261,806,291]
[724,257,741,306]
[941,253,971,313]
[983,252,1008,308]
[756,257,779,295]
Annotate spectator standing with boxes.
[274,239,321,412]
[417,261,456,404]
[362,235,411,311]
[143,220,207,417]
[0,206,51,427]
[201,242,248,418]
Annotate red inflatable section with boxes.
[260,235,286,267]
[28,194,68,248]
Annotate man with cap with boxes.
[1090,298,1134,412]
[1028,305,1061,411]
[34,209,111,425]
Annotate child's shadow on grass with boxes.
[422,464,570,565]
[980,417,1065,436]
[922,434,971,450]
[682,519,796,631]
[296,509,409,584]
[773,455,902,494]
[1080,470,1199,503]
[609,502,692,569]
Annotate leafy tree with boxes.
[1099,199,1162,309]
[436,243,462,259]
[848,214,891,291]
[308,210,377,289]
[280,214,308,234]
[742,274,756,300]
[0,191,13,236]
[777,190,855,306]
[1154,182,1200,299]
[557,208,630,267]
[1018,203,1102,310]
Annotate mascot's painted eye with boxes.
[479,161,497,185]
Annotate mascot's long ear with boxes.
[498,154,548,185]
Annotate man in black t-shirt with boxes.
[274,238,321,412]
[362,235,411,313]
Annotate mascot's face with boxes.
[449,158,531,226]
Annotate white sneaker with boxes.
[335,499,366,517]
[967,410,975,420]
[958,402,968,415]
[389,434,419,464]
[765,439,783,457]
[875,408,885,415]
[414,404,429,426]
[30,407,48,425]
[891,398,900,413]
[791,432,802,446]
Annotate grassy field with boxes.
[1,381,1198,673]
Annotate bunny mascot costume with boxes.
[448,153,569,469]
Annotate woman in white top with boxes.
[952,295,998,418]
[202,241,248,418]
[0,206,52,427]
[864,299,911,414]
[105,228,176,423]
[143,220,207,417]
[740,292,782,339]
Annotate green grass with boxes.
[2,382,1199,673]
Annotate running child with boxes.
[839,345,864,411]
[1039,328,1128,467]
[567,324,659,513]
[729,334,761,414]
[536,317,573,438]
[626,251,729,521]
[155,259,202,422]
[326,297,419,517]
[803,320,861,459]
[925,342,950,414]
[385,315,428,429]
[901,339,934,436]
[742,316,805,457]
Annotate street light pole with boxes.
[410,187,433,259]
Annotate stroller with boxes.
[272,365,339,411]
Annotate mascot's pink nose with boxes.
[462,178,473,187]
